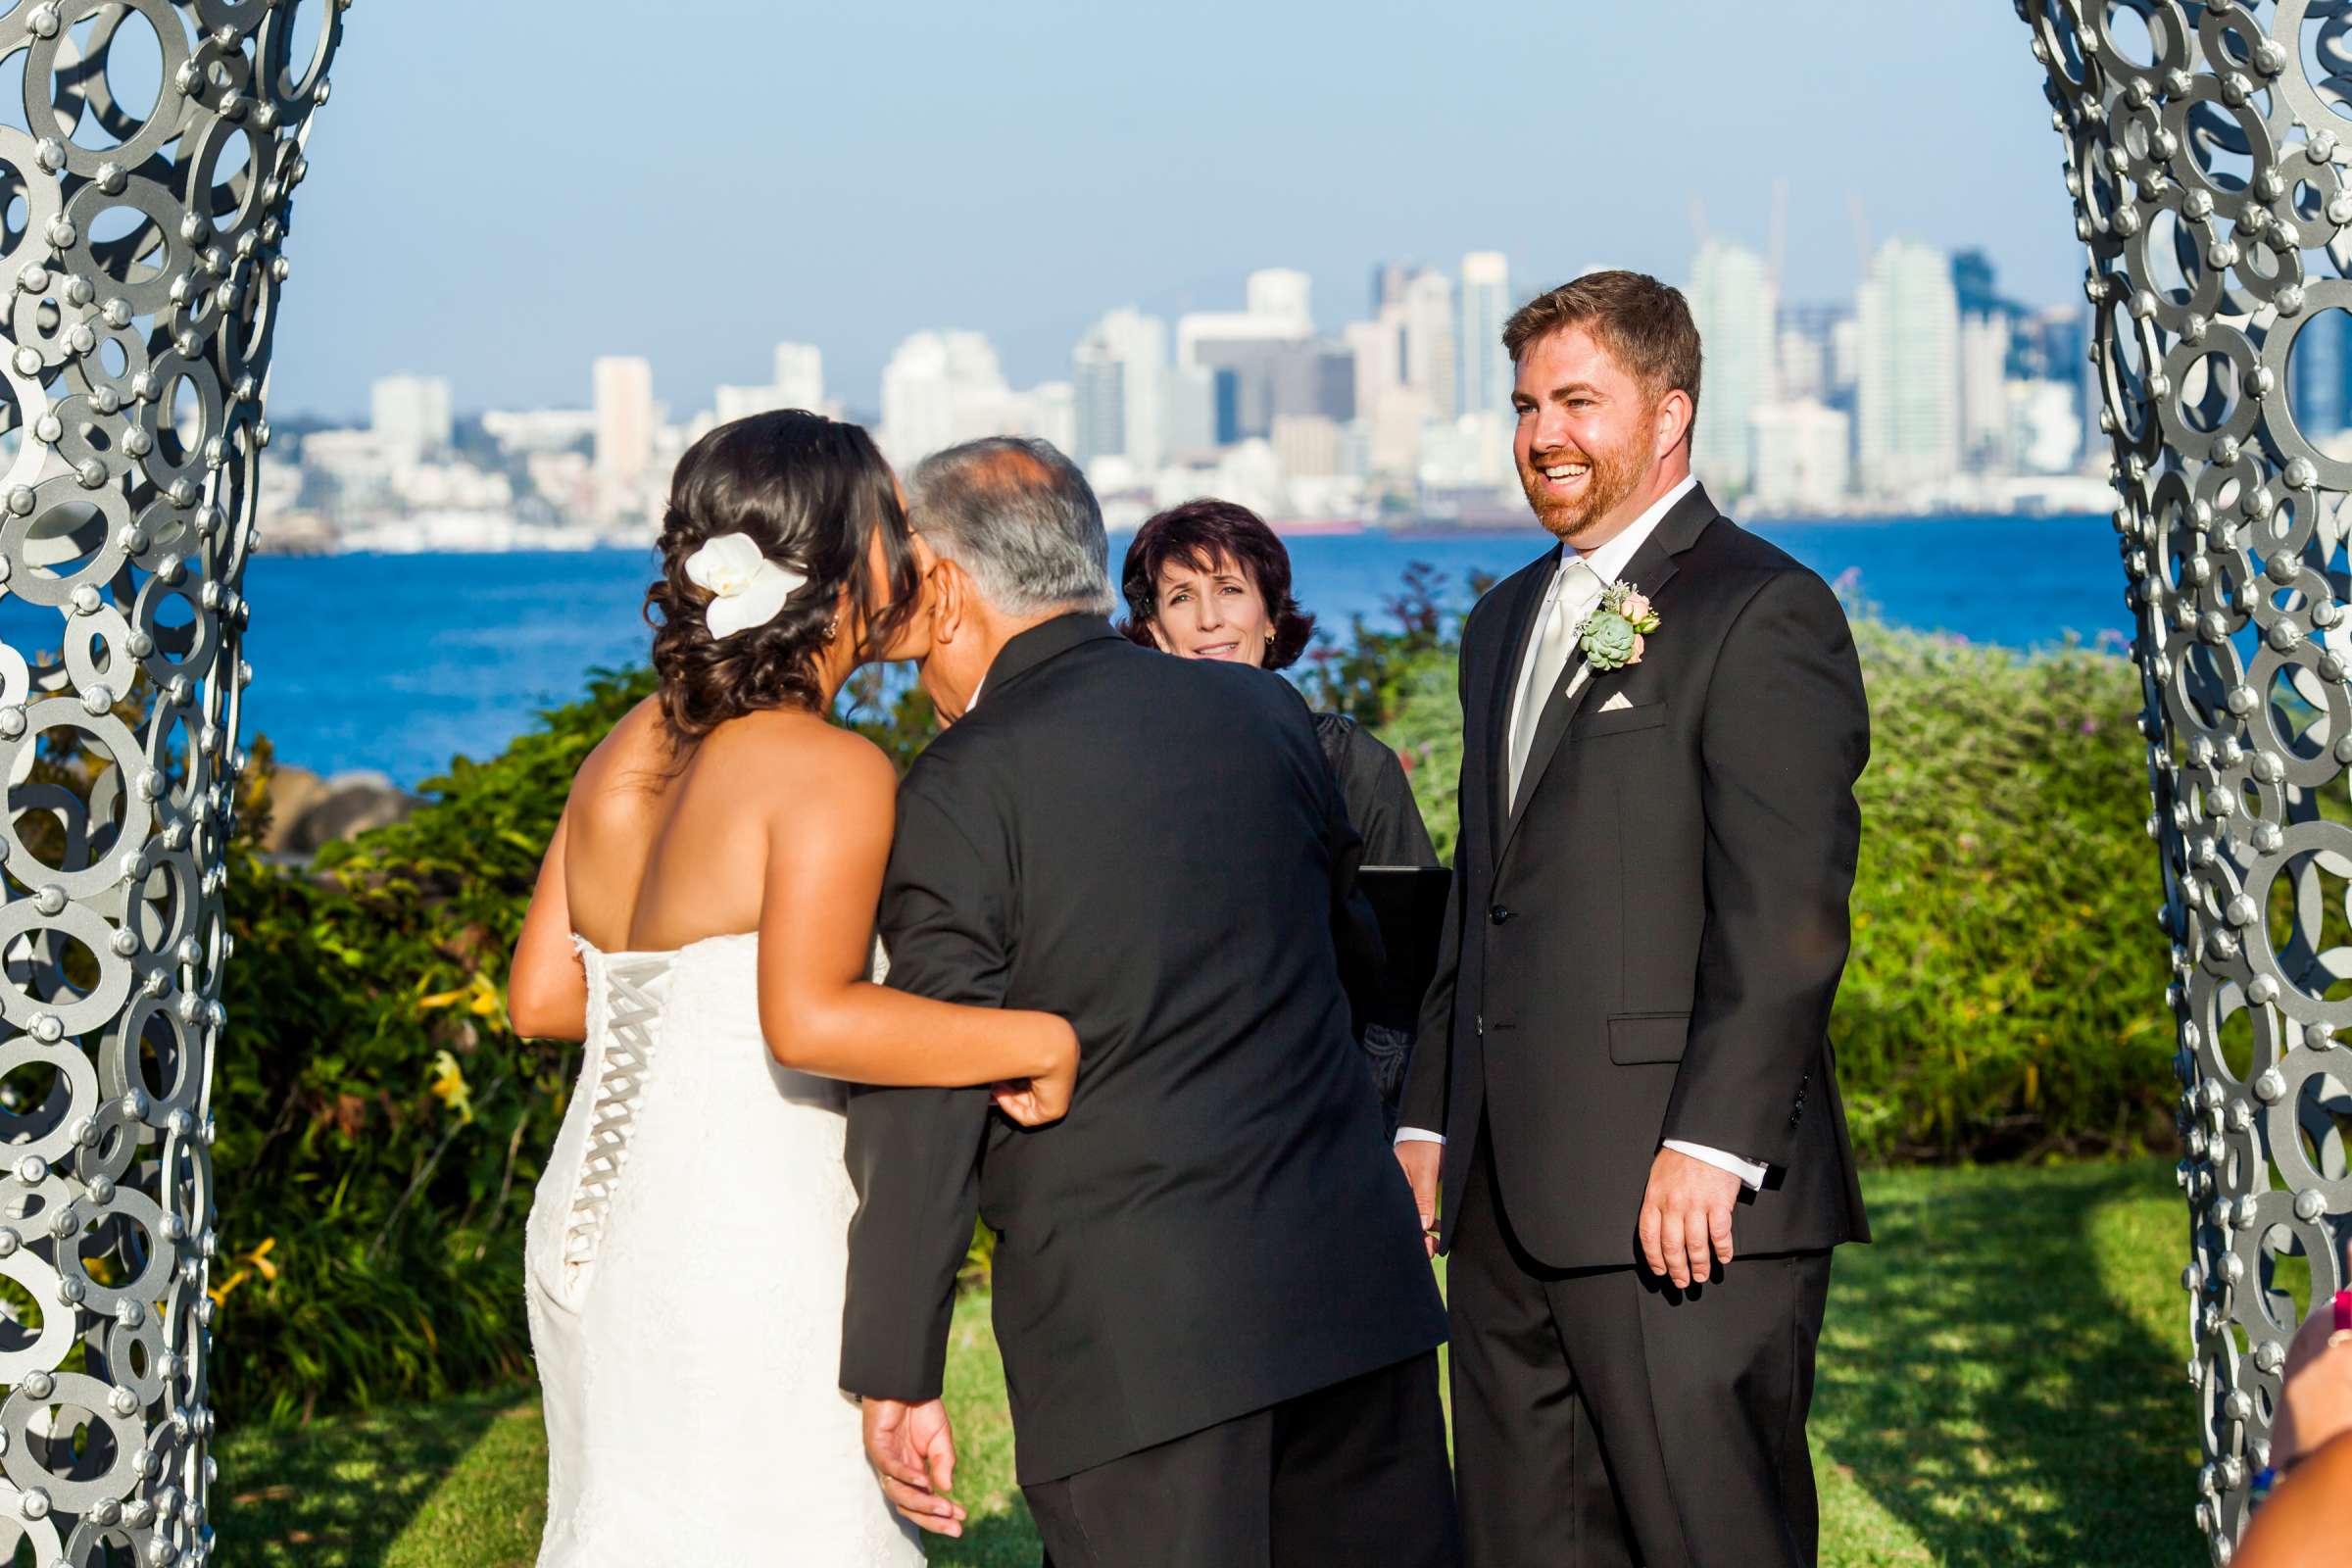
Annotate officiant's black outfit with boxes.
[1401,485,1870,1568]
[842,614,1459,1568]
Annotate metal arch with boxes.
[2020,2,2352,1558]
[0,3,349,1563]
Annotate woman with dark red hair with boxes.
[1117,498,1436,865]
[1119,499,1436,1127]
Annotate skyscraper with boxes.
[370,374,452,466]
[1459,252,1512,418]
[1401,268,1456,422]
[1071,309,1168,472]
[1247,269,1313,332]
[592,356,655,484]
[773,343,823,411]
[1685,240,1776,496]
[1856,240,1960,496]
[1959,311,2013,466]
[1072,337,1126,468]
[878,330,1012,468]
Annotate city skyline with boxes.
[283,228,2113,556]
[266,1,2077,420]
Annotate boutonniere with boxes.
[1576,581,1660,672]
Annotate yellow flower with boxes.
[418,973,505,1019]
[428,1050,473,1123]
[206,1236,281,1307]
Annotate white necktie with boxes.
[1509,557,1602,804]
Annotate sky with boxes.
[264,1,2082,421]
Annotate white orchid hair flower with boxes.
[681,532,811,640]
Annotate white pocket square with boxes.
[1598,691,1635,712]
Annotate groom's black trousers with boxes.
[1450,1130,1832,1568]
[1023,1349,1460,1568]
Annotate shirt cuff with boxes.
[1662,1139,1768,1191]
[1394,1127,1446,1147]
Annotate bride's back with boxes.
[507,408,925,1043]
[560,699,865,955]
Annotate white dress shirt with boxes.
[1395,475,1770,1193]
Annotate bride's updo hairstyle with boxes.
[646,410,920,746]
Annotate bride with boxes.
[504,409,1076,1564]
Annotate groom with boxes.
[840,437,1459,1567]
[1396,271,1871,1566]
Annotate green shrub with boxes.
[208,583,2175,1419]
[1835,623,2171,1161]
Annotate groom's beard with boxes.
[1518,429,1646,546]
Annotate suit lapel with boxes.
[1494,487,1721,859]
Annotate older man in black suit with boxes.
[841,437,1458,1568]
[1396,272,1871,1568]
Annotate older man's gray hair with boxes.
[907,437,1115,616]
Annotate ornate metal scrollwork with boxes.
[0,3,345,1562]
[2020,2,2352,1557]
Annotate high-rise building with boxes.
[1162,365,1218,459]
[1459,252,1512,418]
[2292,310,2352,442]
[1686,240,1776,496]
[1777,325,1826,403]
[711,342,826,426]
[1951,248,2004,321]
[1343,317,1403,420]
[2007,379,2082,474]
[1401,269,1457,422]
[1071,309,1167,472]
[592,357,655,484]
[1856,239,1960,496]
[1072,339,1125,468]
[773,343,823,411]
[1371,262,1411,318]
[371,373,453,466]
[878,330,1013,468]
[1960,312,2014,466]
[1749,400,1852,513]
[1272,414,1344,481]
[1247,269,1313,332]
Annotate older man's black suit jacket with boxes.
[841,615,1447,1486]
[1399,485,1872,1268]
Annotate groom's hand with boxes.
[1395,1141,1442,1258]
[860,1396,966,1537]
[1638,1147,1740,1288]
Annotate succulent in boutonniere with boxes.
[1577,581,1662,672]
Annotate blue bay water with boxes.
[239,513,2129,787]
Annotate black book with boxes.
[1357,865,1452,1021]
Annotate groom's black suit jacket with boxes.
[1400,485,1872,1268]
[841,614,1447,1486]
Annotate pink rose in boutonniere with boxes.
[1576,580,1663,672]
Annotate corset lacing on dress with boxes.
[562,945,672,1296]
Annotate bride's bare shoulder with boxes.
[569,696,672,795]
[707,710,899,817]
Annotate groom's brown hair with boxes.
[1502,270,1703,421]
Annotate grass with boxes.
[214,1158,2203,1567]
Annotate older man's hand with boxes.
[860,1396,966,1537]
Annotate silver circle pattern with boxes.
[0,2,345,1563]
[2020,2,2352,1558]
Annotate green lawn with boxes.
[213,1158,2203,1567]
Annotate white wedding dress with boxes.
[523,931,923,1566]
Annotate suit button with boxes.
[1489,905,1513,925]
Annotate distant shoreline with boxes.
[263,509,2112,560]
